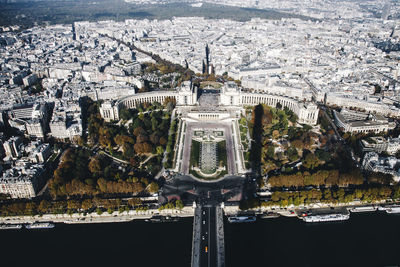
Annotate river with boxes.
[1,212,399,266]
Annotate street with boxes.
[199,206,217,267]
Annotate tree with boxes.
[142,142,153,153]
[88,157,102,175]
[137,134,149,143]
[38,200,50,213]
[287,146,299,162]
[302,153,320,170]
[99,127,113,148]
[156,146,164,155]
[315,149,331,162]
[119,108,131,120]
[114,135,134,146]
[272,130,280,139]
[81,199,93,210]
[133,127,146,137]
[159,137,167,145]
[266,146,275,159]
[175,199,184,210]
[134,143,144,154]
[150,133,159,145]
[302,124,312,132]
[67,200,81,211]
[292,139,304,150]
[148,182,159,194]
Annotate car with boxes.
[202,236,205,240]
[203,211,205,215]
[205,246,208,253]
[203,220,205,224]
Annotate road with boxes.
[199,206,217,267]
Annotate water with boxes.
[225,212,400,267]
[1,213,400,267]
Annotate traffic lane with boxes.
[208,206,217,267]
[200,207,210,267]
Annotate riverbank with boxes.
[1,200,398,226]
[0,207,195,225]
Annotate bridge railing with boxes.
[216,206,225,267]
[191,206,201,267]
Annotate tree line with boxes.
[0,197,144,217]
[267,169,364,188]
[264,185,399,207]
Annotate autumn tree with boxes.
[89,156,102,175]
[148,182,159,194]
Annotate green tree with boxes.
[302,153,320,170]
[175,199,184,210]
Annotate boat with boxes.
[227,216,256,223]
[378,205,400,213]
[303,213,349,223]
[0,224,23,230]
[25,222,55,229]
[385,206,400,214]
[349,206,377,213]
[260,212,280,219]
[145,215,179,223]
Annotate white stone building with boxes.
[362,152,400,182]
[0,164,44,199]
[333,109,396,134]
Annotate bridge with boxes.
[192,205,225,267]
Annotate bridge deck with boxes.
[192,206,225,267]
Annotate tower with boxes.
[205,44,210,74]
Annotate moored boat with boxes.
[260,212,280,219]
[145,215,180,223]
[25,222,55,229]
[0,224,23,230]
[303,213,349,223]
[227,216,256,223]
[349,206,377,213]
[385,206,400,214]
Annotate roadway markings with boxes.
[192,205,224,267]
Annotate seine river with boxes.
[1,212,400,266]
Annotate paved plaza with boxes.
[180,122,236,176]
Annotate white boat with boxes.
[260,212,280,219]
[386,206,400,214]
[303,213,350,223]
[0,224,23,230]
[25,222,55,229]
[349,206,377,213]
[228,216,256,223]
[378,205,400,213]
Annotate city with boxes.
[0,0,400,266]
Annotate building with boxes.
[26,119,45,138]
[49,101,82,140]
[360,136,400,155]
[362,152,400,182]
[100,81,319,125]
[0,164,44,198]
[3,136,22,159]
[29,143,52,163]
[333,109,396,134]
